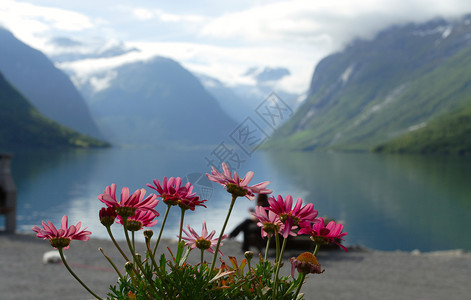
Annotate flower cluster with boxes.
[32,162,347,300]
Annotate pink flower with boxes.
[268,195,318,238]
[147,177,206,210]
[252,206,284,238]
[117,210,159,231]
[206,163,272,200]
[178,193,207,211]
[98,183,158,218]
[180,220,228,255]
[299,218,348,251]
[32,215,91,249]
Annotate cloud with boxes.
[58,39,319,94]
[0,0,95,50]
[200,0,471,50]
[132,8,154,21]
[132,7,206,23]
[244,67,291,83]
[4,0,471,95]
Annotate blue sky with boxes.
[2,0,471,94]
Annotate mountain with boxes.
[373,105,471,154]
[197,73,301,123]
[0,72,108,151]
[0,27,104,140]
[267,14,471,152]
[77,56,237,147]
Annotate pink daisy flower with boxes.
[32,215,91,250]
[117,210,159,231]
[268,195,318,238]
[180,220,228,255]
[147,177,206,210]
[299,218,348,251]
[98,183,158,218]
[178,193,207,211]
[206,162,272,200]
[252,206,285,238]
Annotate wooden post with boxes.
[0,153,16,233]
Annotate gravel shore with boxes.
[1,233,470,299]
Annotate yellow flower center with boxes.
[262,222,280,234]
[280,213,300,226]
[116,206,136,218]
[50,237,71,249]
[126,220,143,231]
[195,238,211,250]
[296,252,319,265]
[226,183,248,197]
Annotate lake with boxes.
[4,147,471,252]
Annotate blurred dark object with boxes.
[0,153,17,233]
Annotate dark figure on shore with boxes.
[229,194,269,252]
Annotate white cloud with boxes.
[132,8,154,21]
[0,0,95,50]
[132,7,206,23]
[58,40,319,94]
[201,0,471,50]
[3,0,471,95]
[156,10,206,23]
[88,70,117,93]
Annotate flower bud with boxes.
[244,251,254,261]
[99,207,117,227]
[124,261,134,274]
[134,253,142,264]
[144,229,153,239]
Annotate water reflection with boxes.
[7,148,471,251]
[266,151,471,251]
[9,148,257,243]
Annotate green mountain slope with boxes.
[268,15,471,152]
[0,72,109,151]
[0,27,104,139]
[373,105,471,154]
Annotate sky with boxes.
[2,0,471,94]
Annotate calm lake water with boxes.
[4,147,471,252]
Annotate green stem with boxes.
[131,231,136,254]
[275,233,281,263]
[293,273,306,300]
[210,194,237,272]
[58,248,102,300]
[105,226,130,262]
[145,236,161,275]
[264,235,271,262]
[178,207,186,244]
[313,242,320,256]
[200,249,204,266]
[99,248,125,282]
[122,219,155,291]
[273,237,288,298]
[153,205,171,256]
